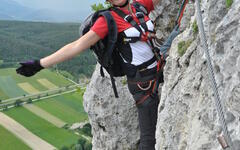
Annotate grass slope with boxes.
[35,92,88,124]
[0,125,31,150]
[4,107,80,149]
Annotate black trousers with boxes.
[127,69,160,150]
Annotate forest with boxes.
[0,20,96,81]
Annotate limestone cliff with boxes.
[83,0,240,149]
[155,0,240,149]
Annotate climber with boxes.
[16,0,186,149]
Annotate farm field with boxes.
[0,125,31,150]
[34,92,88,124]
[0,87,9,100]
[0,112,56,150]
[0,68,73,100]
[0,67,90,149]
[0,68,71,86]
[4,107,80,149]
[24,104,67,128]
[0,75,27,98]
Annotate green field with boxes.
[0,125,31,150]
[0,67,90,149]
[0,68,72,87]
[35,92,88,124]
[0,68,73,100]
[4,107,80,149]
[0,88,9,100]
[0,76,27,98]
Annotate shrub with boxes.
[14,100,23,107]
[62,124,69,129]
[2,104,8,111]
[178,40,193,56]
[77,137,92,150]
[60,146,69,150]
[121,77,127,85]
[192,20,198,35]
[27,98,32,104]
[80,123,92,137]
[226,0,233,8]
[75,144,83,150]
[84,142,92,150]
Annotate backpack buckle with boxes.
[124,15,133,22]
[136,12,144,18]
[139,68,147,72]
[123,38,132,44]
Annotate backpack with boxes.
[79,9,124,98]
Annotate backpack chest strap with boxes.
[111,6,153,43]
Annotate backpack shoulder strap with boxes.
[97,10,120,98]
[111,7,143,34]
[132,1,148,15]
[97,10,118,66]
[132,2,149,32]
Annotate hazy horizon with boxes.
[0,0,107,22]
[13,0,105,13]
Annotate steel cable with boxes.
[195,0,235,149]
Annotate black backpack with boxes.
[80,9,125,98]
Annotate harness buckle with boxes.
[124,15,133,23]
[139,68,147,72]
[136,12,144,18]
[123,38,132,44]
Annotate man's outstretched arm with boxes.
[40,30,100,68]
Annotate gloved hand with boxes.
[16,60,44,77]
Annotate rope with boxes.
[176,0,189,27]
[195,0,235,150]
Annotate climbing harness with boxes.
[120,0,189,105]
[149,0,189,102]
[196,0,235,149]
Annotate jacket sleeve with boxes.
[91,16,108,39]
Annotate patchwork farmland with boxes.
[0,68,91,150]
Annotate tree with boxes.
[15,100,23,107]
[84,142,92,150]
[27,98,32,104]
[0,60,3,66]
[91,2,111,12]
[75,144,83,150]
[78,137,86,146]
[81,123,92,137]
[2,104,8,111]
[60,146,69,150]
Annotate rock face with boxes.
[83,0,240,150]
[155,0,240,150]
[83,64,139,150]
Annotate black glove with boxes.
[16,60,44,77]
